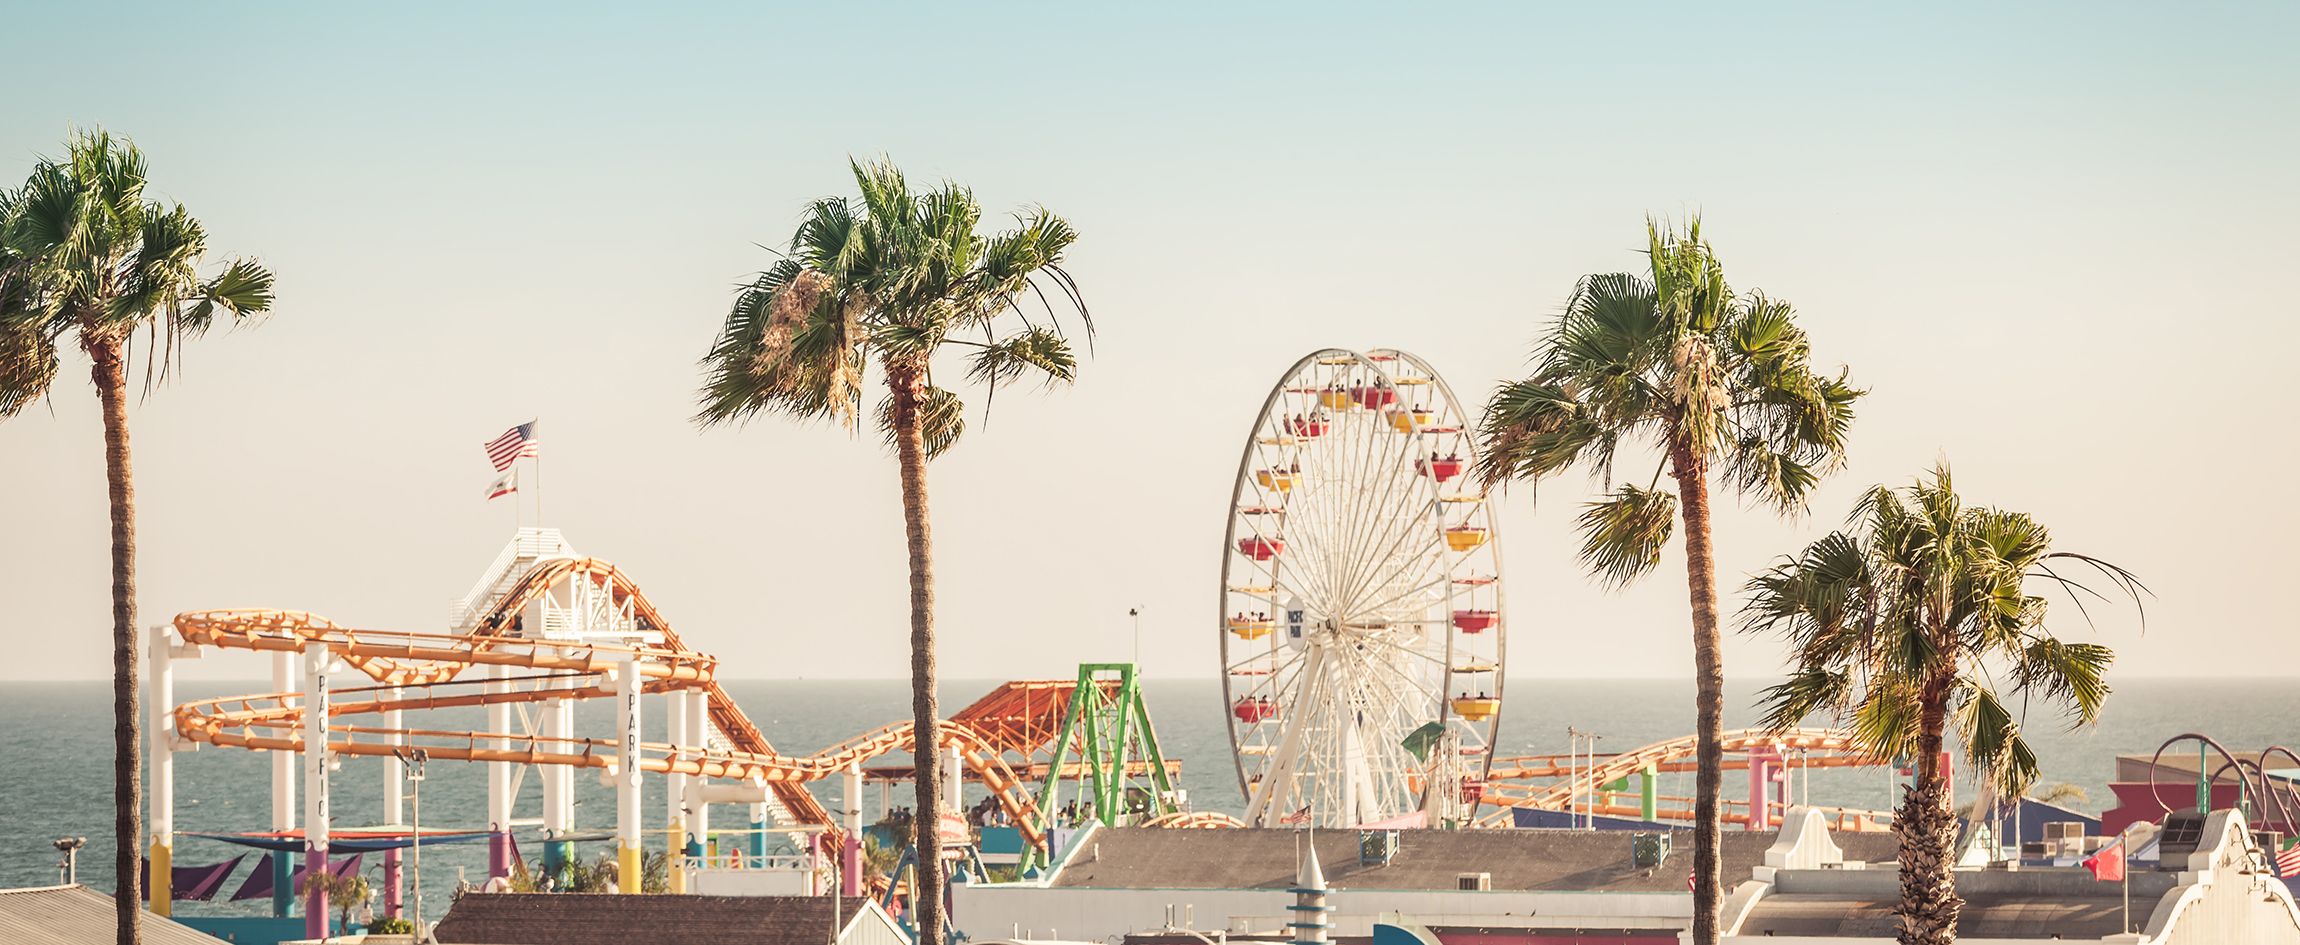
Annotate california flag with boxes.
[485,468,518,501]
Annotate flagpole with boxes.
[2110,820,2136,933]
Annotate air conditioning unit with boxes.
[2045,822,2085,842]
[1359,829,1399,867]
[1457,872,1491,891]
[1632,832,1672,868]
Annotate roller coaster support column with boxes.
[948,745,964,809]
[843,764,864,896]
[614,655,643,894]
[486,666,513,881]
[147,624,175,915]
[383,685,404,916]
[682,691,709,864]
[269,651,297,918]
[1639,763,1659,823]
[665,688,688,893]
[748,801,768,862]
[1034,663,1176,833]
[1747,747,1782,830]
[303,645,334,940]
[541,695,573,877]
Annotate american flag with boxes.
[1279,805,1311,826]
[2278,839,2300,878]
[484,420,540,471]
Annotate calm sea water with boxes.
[3,677,2293,916]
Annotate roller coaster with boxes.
[1474,727,1897,832]
[147,529,1178,933]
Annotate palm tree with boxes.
[1742,464,2142,945]
[0,130,275,945]
[1474,218,1858,944]
[696,159,1087,945]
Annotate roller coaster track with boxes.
[1475,727,1895,830]
[170,556,1061,849]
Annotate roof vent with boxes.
[2155,808,2209,866]
[1457,871,1491,891]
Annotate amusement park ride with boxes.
[139,346,1907,940]
[1215,348,1900,834]
[146,531,1178,939]
[1221,349,1506,830]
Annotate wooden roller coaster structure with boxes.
[166,553,1163,854]
[1475,727,1898,832]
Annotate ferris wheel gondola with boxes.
[1219,348,1507,828]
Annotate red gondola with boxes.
[1237,537,1285,561]
[1451,609,1498,633]
[1233,696,1279,724]
[1417,456,1464,482]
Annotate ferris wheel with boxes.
[1219,348,1507,829]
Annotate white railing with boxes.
[446,528,573,631]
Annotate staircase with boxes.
[447,528,573,632]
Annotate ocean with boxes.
[3,676,2293,915]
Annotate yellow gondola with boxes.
[1229,618,1275,640]
[1452,696,1501,721]
[1444,525,1489,551]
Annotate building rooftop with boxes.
[432,893,883,945]
[0,885,230,945]
[1053,827,1900,893]
[1740,891,2130,939]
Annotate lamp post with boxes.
[53,837,86,885]
[1128,607,1141,668]
[395,747,430,940]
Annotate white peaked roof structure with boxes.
[1289,837,1331,944]
[1296,840,1327,890]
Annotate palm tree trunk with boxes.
[89,338,143,945]
[1895,669,1962,945]
[885,360,944,945]
[1668,440,1723,945]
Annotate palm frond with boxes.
[878,384,966,460]
[966,326,1075,390]
[1755,667,1852,733]
[0,316,58,417]
[1955,682,2041,797]
[1573,484,1677,587]
[1473,379,1605,487]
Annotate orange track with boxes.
[1475,727,1895,831]
[170,557,1082,850]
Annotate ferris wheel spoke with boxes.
[1328,410,1417,613]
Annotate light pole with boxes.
[395,748,430,941]
[53,837,86,885]
[1128,607,1142,667]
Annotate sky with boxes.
[2,2,2294,685]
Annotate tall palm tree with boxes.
[1742,464,2141,945]
[1475,218,1858,944]
[696,159,1087,945]
[0,130,276,945]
